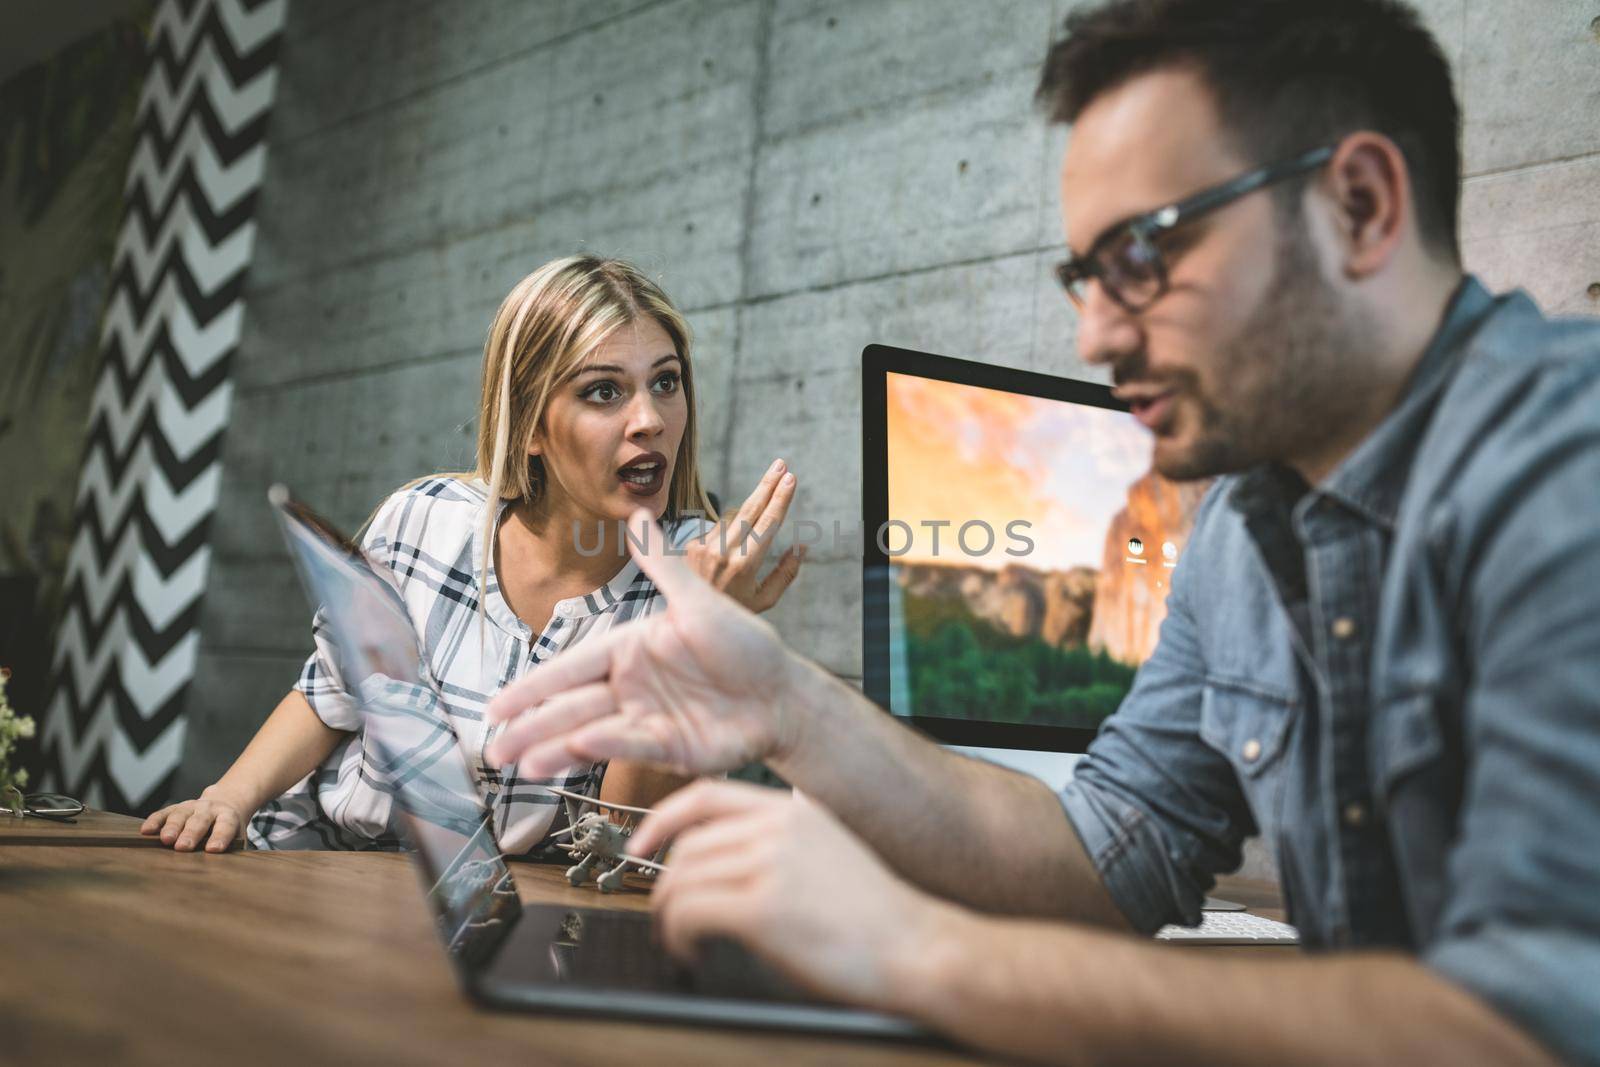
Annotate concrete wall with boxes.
[179,0,1600,789]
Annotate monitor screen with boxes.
[862,346,1209,752]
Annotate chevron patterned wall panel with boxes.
[41,0,288,813]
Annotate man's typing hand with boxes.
[485,509,806,778]
[632,780,947,1010]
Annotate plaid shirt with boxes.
[248,476,704,853]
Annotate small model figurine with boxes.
[544,785,669,893]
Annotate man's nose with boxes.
[1074,282,1143,368]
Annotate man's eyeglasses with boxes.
[4,791,85,822]
[1054,144,1337,313]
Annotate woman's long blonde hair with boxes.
[473,256,717,586]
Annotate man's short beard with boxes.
[1156,210,1373,482]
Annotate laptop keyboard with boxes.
[554,911,688,988]
[1155,911,1299,945]
[545,908,802,1000]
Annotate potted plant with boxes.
[1,667,38,815]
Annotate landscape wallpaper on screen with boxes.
[885,373,1209,731]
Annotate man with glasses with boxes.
[485,0,1597,1062]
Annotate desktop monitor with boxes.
[861,344,1208,778]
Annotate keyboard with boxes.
[1155,911,1300,945]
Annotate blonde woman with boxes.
[142,256,803,853]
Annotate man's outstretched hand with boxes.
[485,509,804,778]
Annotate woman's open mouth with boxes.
[617,452,668,496]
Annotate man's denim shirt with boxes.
[1059,276,1600,1065]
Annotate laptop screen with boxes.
[270,487,521,961]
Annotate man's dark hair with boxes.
[1037,0,1461,262]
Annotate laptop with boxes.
[267,485,933,1040]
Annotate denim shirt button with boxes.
[1343,802,1367,828]
[1331,616,1358,640]
[1241,738,1262,762]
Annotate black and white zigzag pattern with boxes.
[42,0,286,814]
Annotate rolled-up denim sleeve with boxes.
[1421,368,1600,1067]
[1057,518,1256,934]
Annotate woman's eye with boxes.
[583,382,620,403]
[653,372,681,394]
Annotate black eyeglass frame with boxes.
[4,791,85,822]
[1055,143,1338,313]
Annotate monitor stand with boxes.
[1202,896,1246,911]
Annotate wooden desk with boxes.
[1,808,159,847]
[1,837,1287,1065]
[1,846,977,1065]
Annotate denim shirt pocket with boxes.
[1199,677,1296,774]
[1372,692,1446,803]
[1199,677,1296,837]
[1370,691,1455,939]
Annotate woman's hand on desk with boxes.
[139,785,249,852]
[682,458,805,614]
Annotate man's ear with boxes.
[1320,131,1412,281]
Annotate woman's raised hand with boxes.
[486,509,805,779]
[683,459,804,613]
